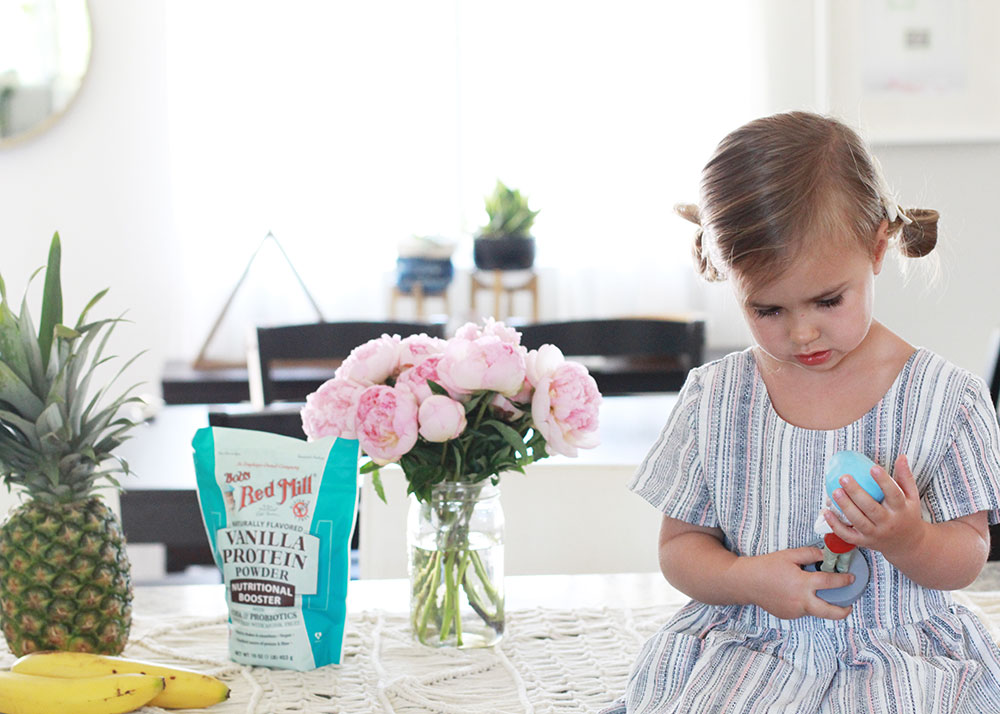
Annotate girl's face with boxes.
[735,225,889,373]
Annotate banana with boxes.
[11,651,230,709]
[0,670,163,714]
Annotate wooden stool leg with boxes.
[531,273,539,321]
[492,270,502,319]
[413,281,425,319]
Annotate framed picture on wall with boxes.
[822,0,1000,144]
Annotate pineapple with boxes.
[0,233,140,655]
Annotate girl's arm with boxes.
[658,515,856,620]
[825,454,990,590]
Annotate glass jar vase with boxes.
[406,480,504,648]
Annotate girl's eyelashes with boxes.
[751,294,843,318]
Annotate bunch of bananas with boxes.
[0,651,230,714]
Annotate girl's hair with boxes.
[678,111,939,288]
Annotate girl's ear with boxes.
[872,219,890,275]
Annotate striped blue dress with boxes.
[605,348,1000,713]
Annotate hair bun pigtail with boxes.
[676,203,724,282]
[898,208,939,258]
[692,228,724,282]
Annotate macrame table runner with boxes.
[0,605,670,713]
[1,591,998,713]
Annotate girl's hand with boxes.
[737,546,854,621]
[824,454,926,565]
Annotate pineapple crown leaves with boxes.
[0,233,144,501]
[480,180,540,239]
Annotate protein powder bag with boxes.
[192,426,360,671]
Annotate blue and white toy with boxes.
[804,450,886,607]
[825,450,885,522]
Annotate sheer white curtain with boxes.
[165,1,768,358]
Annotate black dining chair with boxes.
[250,320,446,406]
[208,404,306,439]
[517,317,705,395]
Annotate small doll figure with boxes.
[820,532,856,574]
[814,451,885,573]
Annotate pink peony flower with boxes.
[397,333,447,372]
[453,318,522,345]
[355,384,419,465]
[335,334,402,385]
[453,322,483,341]
[298,321,602,489]
[395,354,452,404]
[418,394,468,442]
[525,344,565,386]
[481,317,522,345]
[437,335,527,397]
[301,377,366,440]
[529,346,601,457]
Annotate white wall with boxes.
[1,1,998,404]
[0,1,177,401]
[750,0,1000,378]
[873,141,1000,378]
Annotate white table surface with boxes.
[135,571,684,624]
[133,562,1000,624]
[134,562,1000,633]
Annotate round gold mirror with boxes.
[0,0,91,146]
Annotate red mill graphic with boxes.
[238,475,314,510]
[230,579,296,607]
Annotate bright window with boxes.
[165,1,766,350]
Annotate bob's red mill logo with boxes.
[229,474,314,510]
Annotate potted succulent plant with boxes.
[473,180,539,271]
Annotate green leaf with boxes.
[64,322,105,433]
[426,379,448,397]
[71,318,122,429]
[53,324,80,339]
[17,298,45,397]
[483,419,528,458]
[463,391,491,414]
[371,468,386,504]
[79,344,146,435]
[35,402,66,440]
[0,409,39,448]
[38,233,63,370]
[0,302,30,385]
[359,460,380,474]
[105,470,125,487]
[0,361,44,420]
[79,394,144,449]
[75,287,108,329]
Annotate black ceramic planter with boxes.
[473,235,536,271]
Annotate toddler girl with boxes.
[604,111,1000,713]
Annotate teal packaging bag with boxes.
[192,426,360,671]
